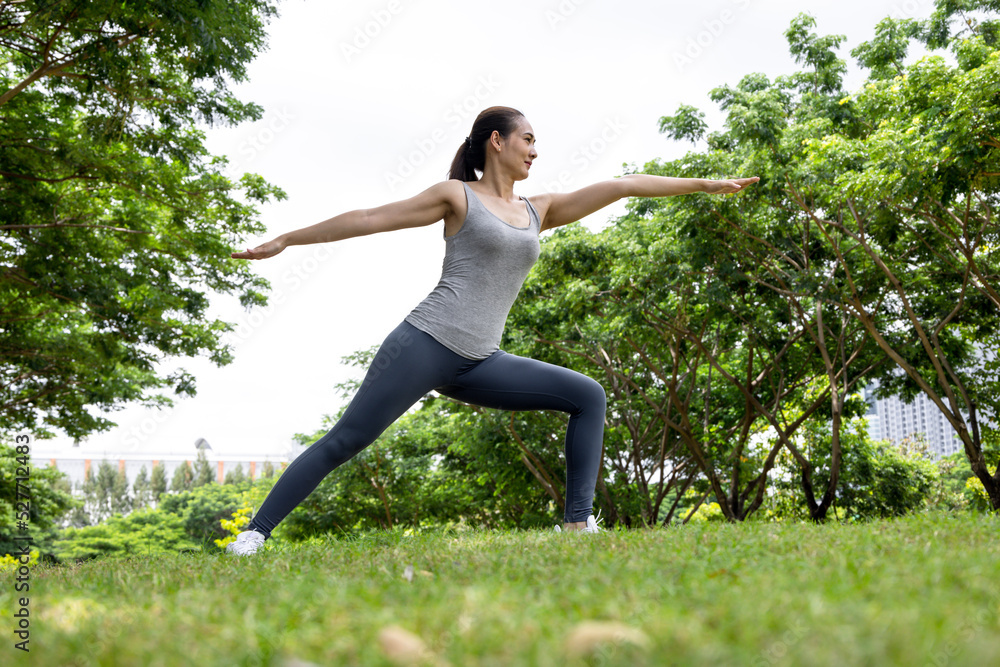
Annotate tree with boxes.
[170,461,193,493]
[224,464,246,485]
[833,432,939,521]
[0,441,77,558]
[830,5,1000,507]
[930,432,1000,511]
[193,451,214,487]
[0,0,284,439]
[766,422,938,521]
[132,465,152,510]
[507,201,844,523]
[655,2,1000,509]
[78,459,131,524]
[150,461,167,502]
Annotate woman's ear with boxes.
[490,130,502,152]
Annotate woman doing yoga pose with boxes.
[226,106,758,555]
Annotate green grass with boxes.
[8,511,1000,666]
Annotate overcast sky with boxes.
[37,0,939,459]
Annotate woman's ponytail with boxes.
[448,106,525,182]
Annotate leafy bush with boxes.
[0,442,78,559]
[765,421,938,521]
[687,501,726,523]
[54,508,198,562]
[157,481,252,548]
[963,477,993,513]
[832,437,938,521]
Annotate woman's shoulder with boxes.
[415,179,468,212]
[520,190,553,222]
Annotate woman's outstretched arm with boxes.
[231,180,462,260]
[534,174,759,233]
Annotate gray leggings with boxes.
[246,320,606,536]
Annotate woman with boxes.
[227,106,758,555]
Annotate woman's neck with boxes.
[475,170,518,201]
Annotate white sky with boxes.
[37,0,940,459]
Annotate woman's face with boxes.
[498,117,538,181]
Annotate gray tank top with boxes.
[405,181,541,359]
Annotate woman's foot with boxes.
[561,521,588,531]
[225,529,266,556]
[554,511,603,533]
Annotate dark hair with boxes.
[448,106,526,181]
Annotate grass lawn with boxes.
[8,510,1000,666]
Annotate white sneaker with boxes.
[583,509,604,533]
[226,529,266,556]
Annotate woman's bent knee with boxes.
[578,376,607,413]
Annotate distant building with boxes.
[32,454,288,491]
[862,386,964,458]
[32,447,298,494]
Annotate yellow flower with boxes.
[0,549,39,573]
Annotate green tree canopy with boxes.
[78,459,131,524]
[0,441,77,557]
[0,0,284,439]
[653,1,1000,509]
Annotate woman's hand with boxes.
[231,237,287,260]
[703,176,760,194]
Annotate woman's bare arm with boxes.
[534,174,759,232]
[231,180,463,260]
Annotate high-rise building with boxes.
[863,386,964,458]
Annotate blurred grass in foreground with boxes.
[9,511,1000,666]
